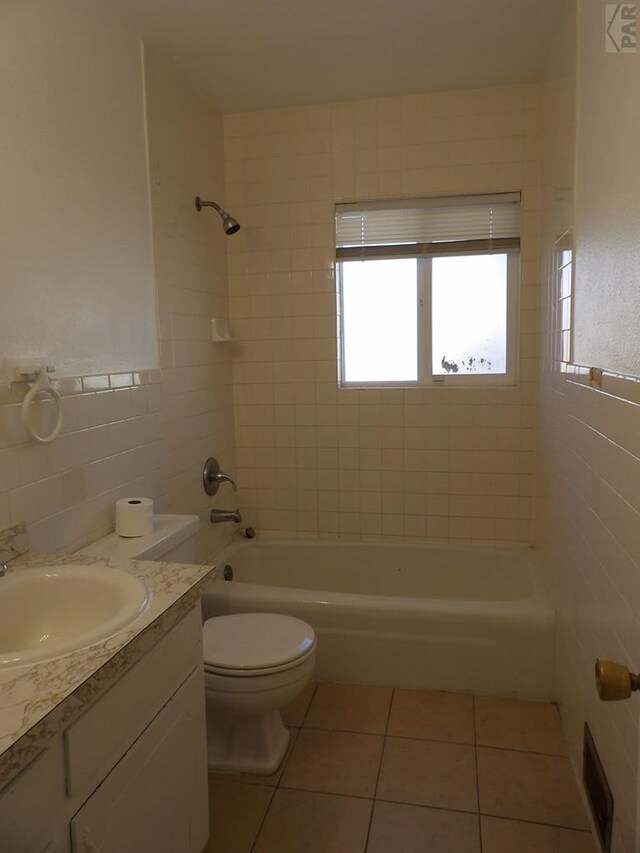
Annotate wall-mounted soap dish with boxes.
[211,318,234,343]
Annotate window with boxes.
[336,193,520,387]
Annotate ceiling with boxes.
[111,0,565,114]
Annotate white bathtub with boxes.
[200,539,556,700]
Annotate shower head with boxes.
[220,212,241,235]
[195,196,241,235]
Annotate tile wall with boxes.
[223,84,541,543]
[537,3,640,849]
[0,372,164,553]
[144,51,237,563]
[0,52,236,563]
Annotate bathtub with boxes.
[200,539,556,700]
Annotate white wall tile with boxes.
[537,3,639,850]
[144,51,237,563]
[225,83,540,544]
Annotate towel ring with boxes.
[21,368,64,444]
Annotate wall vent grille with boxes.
[583,722,612,851]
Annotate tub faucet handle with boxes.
[216,471,238,492]
[203,456,238,495]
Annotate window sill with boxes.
[338,377,518,391]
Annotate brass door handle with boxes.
[595,659,640,701]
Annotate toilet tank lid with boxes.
[76,514,200,562]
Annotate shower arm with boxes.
[195,197,224,215]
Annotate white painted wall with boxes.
[573,1,640,375]
[0,0,158,376]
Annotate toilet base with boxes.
[206,709,290,775]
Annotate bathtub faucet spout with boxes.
[210,508,242,525]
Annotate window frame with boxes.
[337,250,520,390]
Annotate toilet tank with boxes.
[77,514,200,563]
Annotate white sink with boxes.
[0,565,150,667]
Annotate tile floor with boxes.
[204,682,597,853]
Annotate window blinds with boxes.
[335,192,521,261]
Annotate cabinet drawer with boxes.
[70,667,208,853]
[65,604,202,799]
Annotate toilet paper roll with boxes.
[115,497,154,538]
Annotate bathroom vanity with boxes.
[0,545,215,853]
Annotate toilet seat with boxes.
[204,645,316,678]
[202,613,316,677]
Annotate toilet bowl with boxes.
[78,517,316,774]
[202,612,316,774]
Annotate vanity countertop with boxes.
[0,548,216,787]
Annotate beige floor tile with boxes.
[304,681,392,734]
[208,728,299,788]
[204,779,273,853]
[388,689,475,744]
[481,816,597,852]
[475,695,567,755]
[280,728,383,797]
[477,747,589,829]
[367,800,481,853]
[281,680,316,727]
[377,736,478,813]
[253,789,371,853]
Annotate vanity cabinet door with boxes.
[0,738,68,853]
[65,604,202,799]
[70,667,208,853]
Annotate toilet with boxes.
[202,612,315,773]
[78,514,316,774]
